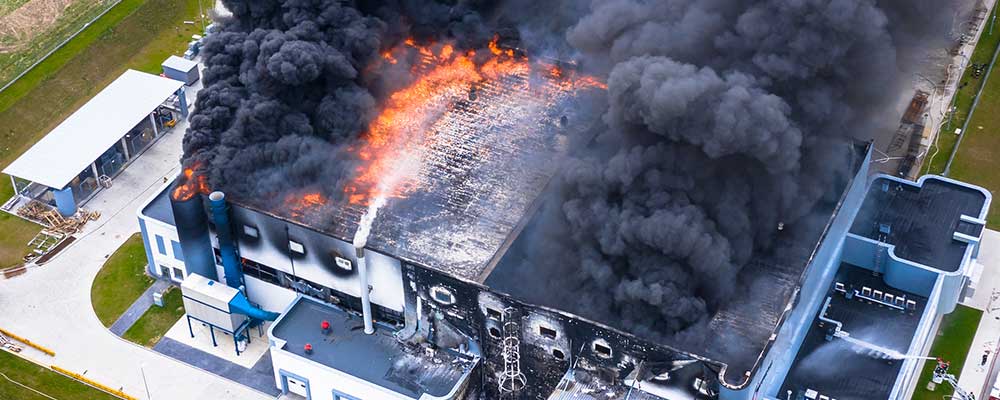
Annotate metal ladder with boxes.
[498,307,526,394]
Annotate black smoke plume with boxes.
[184,0,962,347]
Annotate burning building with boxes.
[133,0,990,399]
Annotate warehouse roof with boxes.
[162,55,198,72]
[850,176,989,272]
[3,70,182,189]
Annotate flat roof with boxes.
[142,183,175,225]
[270,297,476,398]
[3,70,183,189]
[234,63,604,282]
[850,176,988,272]
[781,263,926,399]
[162,55,198,72]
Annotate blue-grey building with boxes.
[136,140,989,400]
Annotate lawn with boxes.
[122,286,184,347]
[947,31,1000,228]
[91,233,154,327]
[0,350,117,400]
[925,3,1000,176]
[0,178,40,269]
[910,305,983,400]
[0,0,118,89]
[0,0,205,268]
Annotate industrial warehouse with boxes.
[5,1,1000,400]
[134,63,992,399]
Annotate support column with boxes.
[91,162,99,179]
[9,175,17,196]
[149,113,159,136]
[52,186,77,217]
[120,137,131,160]
[176,88,189,118]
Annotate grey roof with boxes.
[236,66,604,283]
[162,55,198,72]
[142,184,175,225]
[270,297,476,398]
[850,177,987,272]
[780,263,926,400]
[3,70,182,189]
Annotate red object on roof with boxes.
[304,343,313,352]
[321,320,330,330]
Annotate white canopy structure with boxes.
[3,69,183,190]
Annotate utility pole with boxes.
[198,0,206,31]
[140,364,152,400]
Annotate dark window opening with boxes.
[593,341,612,358]
[539,325,557,339]
[486,307,502,321]
[552,348,565,360]
[488,326,501,339]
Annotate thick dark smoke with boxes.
[184,0,961,344]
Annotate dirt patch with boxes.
[0,0,78,53]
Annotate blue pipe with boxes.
[209,191,243,289]
[229,291,279,321]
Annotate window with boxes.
[487,326,501,339]
[155,235,166,255]
[592,340,612,359]
[243,225,259,238]
[539,325,557,339]
[430,286,455,305]
[332,389,360,400]
[486,307,502,321]
[171,240,184,261]
[552,348,565,360]
[172,267,184,281]
[335,256,353,271]
[159,265,170,278]
[289,240,305,254]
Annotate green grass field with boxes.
[926,4,1000,176]
[0,350,117,400]
[0,0,117,88]
[910,305,983,400]
[91,233,154,327]
[122,286,184,347]
[0,0,205,269]
[947,27,1000,229]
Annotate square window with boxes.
[592,340,612,358]
[289,240,305,254]
[486,307,502,321]
[335,256,352,271]
[159,265,170,278]
[172,267,184,281]
[539,325,557,339]
[243,225,258,238]
[171,240,184,261]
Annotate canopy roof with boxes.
[3,70,183,189]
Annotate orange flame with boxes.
[340,36,605,207]
[285,191,327,218]
[172,163,210,201]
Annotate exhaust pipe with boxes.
[208,191,243,289]
[354,243,375,335]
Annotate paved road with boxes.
[956,228,1000,398]
[0,74,272,400]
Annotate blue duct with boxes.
[229,291,279,321]
[209,191,243,289]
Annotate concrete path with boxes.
[0,68,272,399]
[109,279,172,336]
[956,228,1000,398]
[155,337,280,395]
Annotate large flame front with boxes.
[343,36,601,207]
